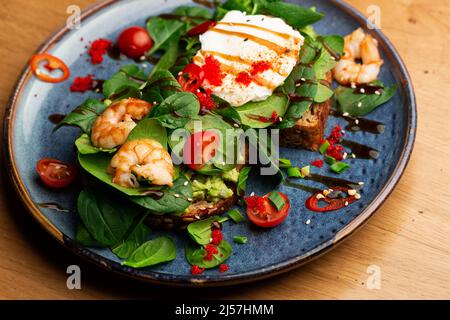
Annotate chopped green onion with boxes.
[325,155,336,165]
[319,140,330,154]
[278,158,292,168]
[287,167,302,178]
[227,209,245,223]
[233,236,248,244]
[330,162,350,174]
[268,191,285,211]
[300,165,310,177]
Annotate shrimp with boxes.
[109,138,174,188]
[91,98,152,149]
[333,28,383,85]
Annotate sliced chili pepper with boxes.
[305,186,357,212]
[187,20,217,37]
[30,54,70,83]
[178,63,205,92]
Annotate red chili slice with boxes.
[30,54,70,83]
[187,20,217,37]
[305,186,357,212]
[178,63,205,92]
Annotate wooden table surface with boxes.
[1,0,449,300]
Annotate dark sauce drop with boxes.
[283,180,321,194]
[38,202,69,212]
[306,174,360,189]
[330,110,385,134]
[48,114,66,124]
[107,44,122,60]
[341,139,380,159]
[141,190,165,200]
[92,79,104,92]
[353,84,384,95]
[193,0,216,8]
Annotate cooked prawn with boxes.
[91,98,152,149]
[109,138,174,188]
[333,28,383,85]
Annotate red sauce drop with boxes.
[202,55,225,86]
[88,39,112,65]
[311,159,324,168]
[70,75,94,92]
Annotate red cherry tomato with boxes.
[178,63,205,92]
[29,54,70,83]
[245,192,290,228]
[117,26,153,59]
[183,130,220,171]
[36,158,77,188]
[305,186,357,212]
[187,20,217,37]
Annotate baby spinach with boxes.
[148,37,181,78]
[141,70,182,104]
[234,94,289,129]
[185,239,233,269]
[149,92,200,129]
[112,223,151,259]
[172,6,213,29]
[258,2,324,28]
[237,166,251,196]
[77,189,143,247]
[75,134,116,155]
[53,98,106,134]
[147,17,185,55]
[103,64,147,99]
[122,236,177,268]
[335,82,397,117]
[126,118,168,149]
[75,222,107,248]
[187,216,230,245]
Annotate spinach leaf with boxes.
[150,92,200,129]
[53,98,106,133]
[221,0,254,13]
[112,223,151,259]
[234,94,289,129]
[142,70,182,104]
[259,2,324,28]
[76,189,142,247]
[335,82,397,117]
[130,175,193,214]
[148,36,181,78]
[122,236,177,268]
[185,240,233,269]
[75,134,116,155]
[237,166,251,196]
[75,222,107,248]
[172,6,213,29]
[314,83,334,103]
[103,64,147,99]
[187,216,230,245]
[170,37,201,76]
[126,118,168,149]
[147,17,185,55]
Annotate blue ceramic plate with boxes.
[4,0,416,286]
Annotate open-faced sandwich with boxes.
[33,0,396,274]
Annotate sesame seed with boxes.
[344,201,349,206]
[355,119,360,125]
[187,197,193,202]
[178,72,182,76]
[351,82,356,89]
[195,214,201,219]
[348,189,357,196]
[343,112,350,116]
[200,207,206,210]
[360,88,365,94]
[351,153,356,159]
[142,64,148,68]
[250,192,255,197]
[316,193,325,200]
[305,219,311,225]
[357,102,362,107]
[375,90,381,95]
[174,194,180,198]
[278,117,283,121]
[330,56,336,61]
[358,182,364,185]
[355,193,361,200]
[139,56,146,61]
[343,152,348,159]
[300,77,306,82]
[183,181,188,186]
[233,123,240,128]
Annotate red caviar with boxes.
[245,195,266,214]
[195,89,216,112]
[328,125,344,145]
[311,159,324,168]
[202,55,225,86]
[203,244,219,261]
[211,229,223,246]
[219,264,229,273]
[250,61,272,75]
[70,75,94,92]
[191,265,205,275]
[236,71,252,86]
[326,145,345,161]
[88,39,112,65]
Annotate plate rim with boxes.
[3,0,417,287]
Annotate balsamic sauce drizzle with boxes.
[341,139,380,159]
[48,114,66,124]
[329,110,385,134]
[38,202,70,212]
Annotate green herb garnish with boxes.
[330,162,350,174]
[319,140,330,154]
[227,209,245,224]
[233,236,248,244]
[268,191,285,211]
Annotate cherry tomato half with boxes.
[183,130,220,171]
[305,186,357,212]
[245,192,290,228]
[117,26,154,59]
[178,63,205,93]
[187,20,217,37]
[36,158,77,188]
[29,54,70,83]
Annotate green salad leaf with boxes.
[237,166,251,196]
[122,236,177,268]
[147,17,185,55]
[142,70,182,103]
[259,2,324,28]
[53,98,106,133]
[112,223,151,259]
[126,118,168,149]
[335,82,397,117]
[75,134,116,155]
[75,222,107,248]
[149,36,181,77]
[103,64,147,99]
[185,239,233,269]
[187,216,230,245]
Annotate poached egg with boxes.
[193,11,303,107]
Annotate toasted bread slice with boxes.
[280,72,332,151]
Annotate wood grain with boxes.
[0,0,449,299]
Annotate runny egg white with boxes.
[193,10,304,107]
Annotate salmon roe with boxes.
[202,55,225,86]
[250,61,272,75]
[88,39,112,65]
[191,265,205,275]
[219,264,229,273]
[70,75,94,92]
[236,72,252,86]
[211,229,223,246]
